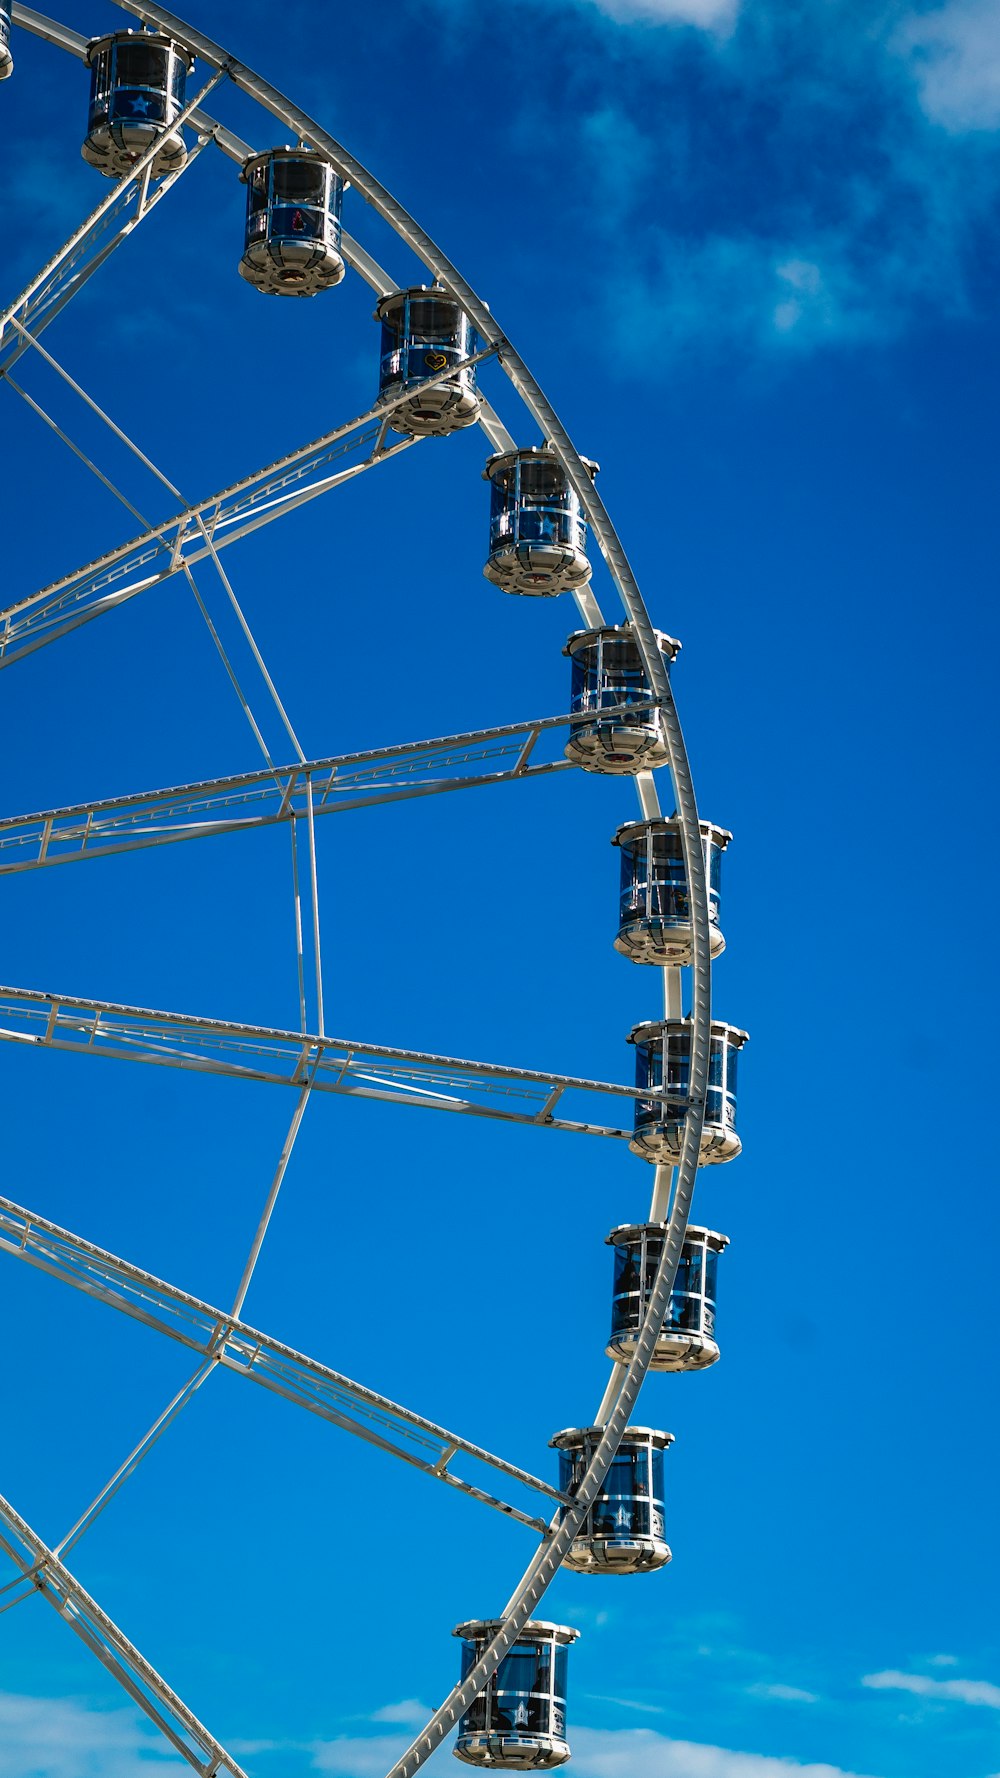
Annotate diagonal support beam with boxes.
[0,65,226,365]
[0,1197,568,1531]
[0,139,213,382]
[0,1490,247,1778]
[0,705,656,872]
[0,348,495,669]
[0,987,677,1136]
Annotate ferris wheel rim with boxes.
[2,11,718,1777]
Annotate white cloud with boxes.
[772,259,830,336]
[863,1670,1000,1710]
[228,1741,301,1756]
[312,1725,881,1778]
[747,1684,821,1705]
[599,229,890,358]
[367,1700,433,1728]
[897,0,1000,130]
[310,1735,441,1777]
[584,1691,668,1713]
[568,0,1000,361]
[926,1654,959,1667]
[0,1693,185,1778]
[584,0,739,28]
[568,1726,881,1777]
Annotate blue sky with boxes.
[0,2,998,1778]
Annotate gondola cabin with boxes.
[483,447,596,595]
[613,816,731,965]
[376,286,480,435]
[628,1017,748,1163]
[606,1223,729,1370]
[551,1426,673,1574]
[82,31,193,178]
[564,625,680,774]
[239,148,345,294]
[0,2,13,80]
[454,1620,579,1769]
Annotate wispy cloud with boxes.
[310,1734,431,1777]
[575,0,1000,357]
[584,1691,668,1713]
[895,0,1000,130]
[748,1684,821,1705]
[367,1700,434,1727]
[228,1740,304,1756]
[862,1669,1000,1710]
[0,1692,186,1778]
[438,0,1000,359]
[926,1653,959,1667]
[568,1726,881,1776]
[582,0,740,28]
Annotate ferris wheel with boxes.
[0,6,749,1774]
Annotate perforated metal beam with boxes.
[0,350,497,668]
[0,705,638,872]
[0,1491,247,1778]
[0,1197,566,1531]
[0,986,677,1136]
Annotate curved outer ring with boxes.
[8,8,715,1775]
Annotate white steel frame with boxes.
[0,706,656,872]
[0,1198,570,1533]
[2,8,718,1776]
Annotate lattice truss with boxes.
[0,7,718,1778]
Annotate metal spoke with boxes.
[0,1197,568,1531]
[5,373,151,526]
[0,987,676,1135]
[190,513,307,764]
[0,706,636,873]
[0,1490,248,1778]
[54,1361,217,1562]
[229,1081,313,1317]
[181,563,279,769]
[49,1077,317,1566]
[9,316,187,500]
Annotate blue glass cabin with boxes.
[613,816,731,965]
[0,3,13,80]
[376,286,480,435]
[82,31,193,179]
[564,625,680,774]
[483,448,596,596]
[454,1619,579,1770]
[239,149,345,295]
[551,1426,673,1574]
[606,1223,729,1370]
[628,1018,748,1163]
